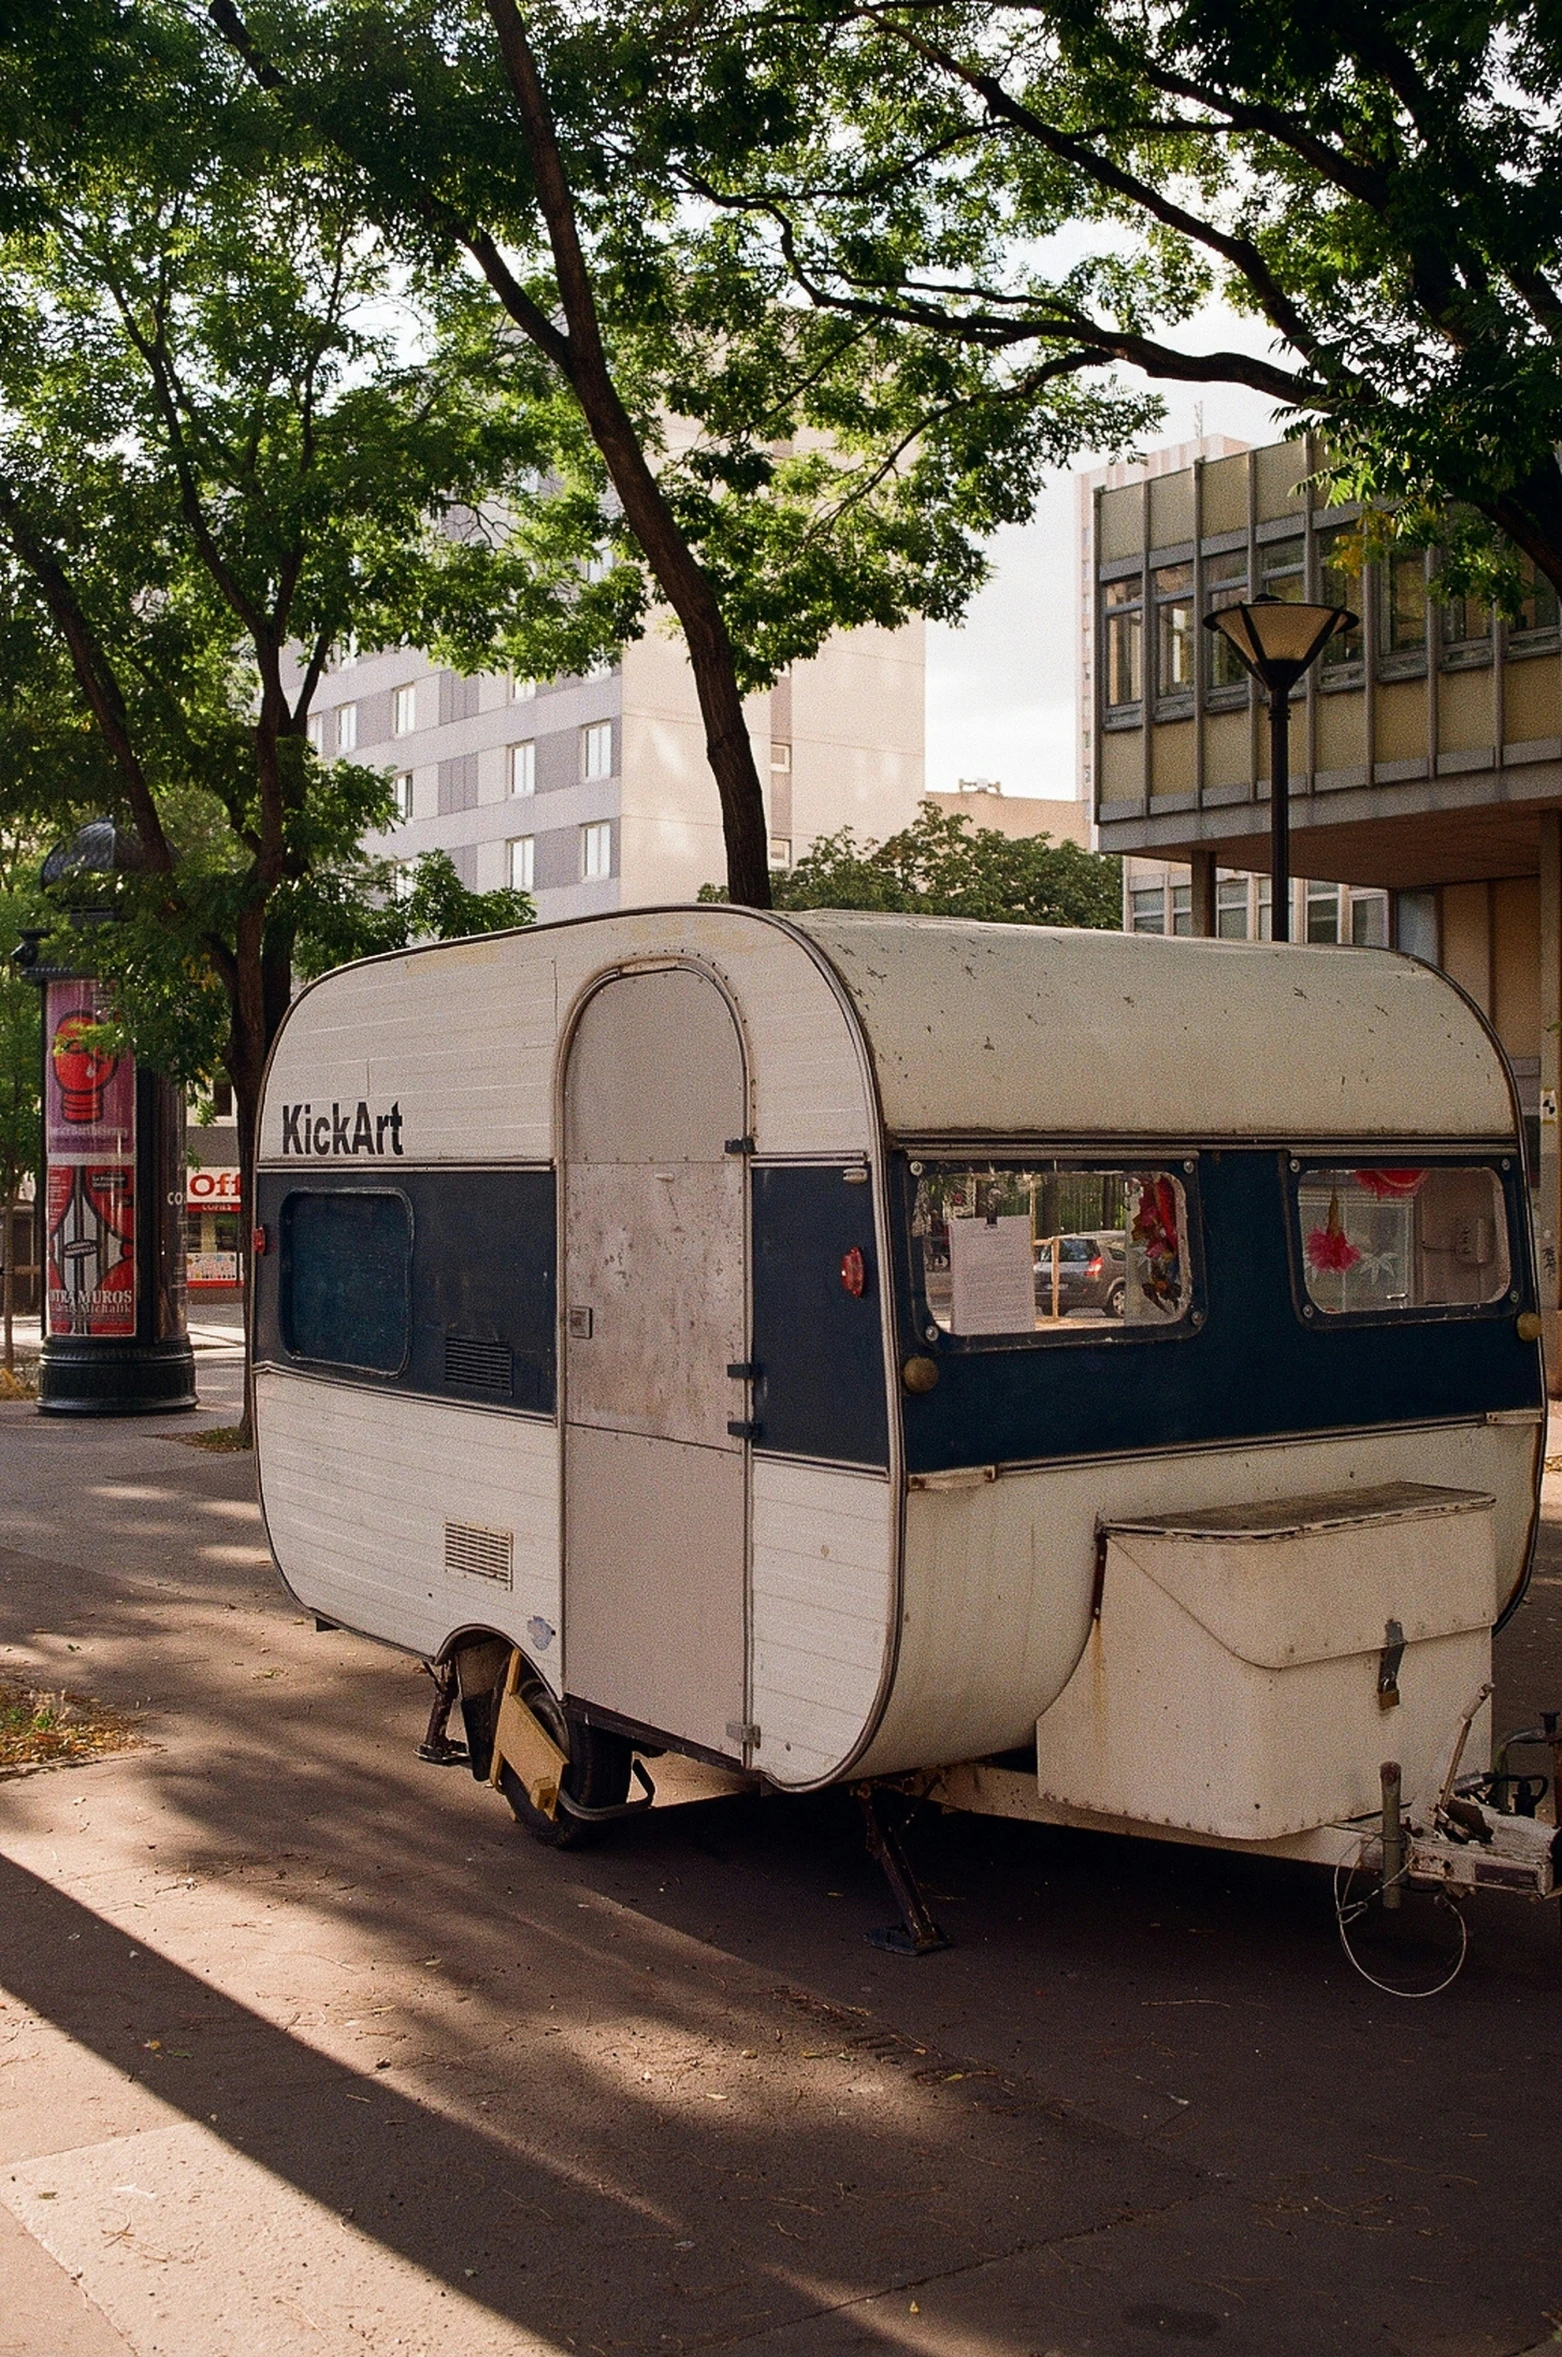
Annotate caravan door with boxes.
[562,966,749,1757]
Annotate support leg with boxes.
[856,1785,951,1956]
[416,1657,469,1766]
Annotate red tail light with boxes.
[1085,1255,1102,1276]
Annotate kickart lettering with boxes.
[279,1101,405,1157]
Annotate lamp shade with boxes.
[1202,595,1356,690]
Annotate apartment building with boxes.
[306,620,925,920]
[1085,431,1562,1370]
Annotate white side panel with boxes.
[750,1461,895,1788]
[254,1371,561,1679]
[858,1419,1536,1780]
[258,910,873,1169]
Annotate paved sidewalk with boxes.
[0,1376,1558,2356]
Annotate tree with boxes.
[0,32,611,1197]
[635,0,1562,608]
[211,0,1158,903]
[707,800,1121,925]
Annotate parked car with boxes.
[1034,1231,1126,1317]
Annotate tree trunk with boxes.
[480,0,773,908]
[2,1188,15,1375]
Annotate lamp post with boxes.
[1202,594,1357,942]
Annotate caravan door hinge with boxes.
[726,1720,760,1748]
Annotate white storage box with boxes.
[1032,1483,1497,1840]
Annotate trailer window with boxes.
[909,1165,1194,1340]
[1295,1164,1512,1318]
[281,1190,412,1372]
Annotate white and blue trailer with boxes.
[251,909,1557,1942]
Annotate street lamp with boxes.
[1202,594,1357,942]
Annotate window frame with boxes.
[336,702,358,753]
[581,819,613,881]
[392,683,418,737]
[899,1153,1206,1357]
[509,740,536,797]
[278,1186,414,1376]
[581,719,614,781]
[507,833,536,892]
[1101,572,1144,718]
[1284,1152,1522,1331]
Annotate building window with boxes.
[581,820,612,880]
[1260,536,1305,600]
[1384,549,1428,655]
[390,861,416,902]
[509,741,536,796]
[1306,882,1341,944]
[769,836,792,869]
[1129,884,1165,934]
[305,712,324,753]
[392,683,417,736]
[1103,576,1143,708]
[1256,878,1273,940]
[1204,550,1249,691]
[336,702,358,753]
[211,1080,234,1119]
[1216,876,1249,938]
[770,741,791,772]
[507,834,535,892]
[1170,881,1192,936]
[392,772,414,822]
[1154,564,1194,700]
[1395,888,1439,962]
[512,675,536,701]
[582,721,613,780]
[1349,891,1389,947]
[1440,587,1492,652]
[1514,554,1560,637]
[1318,528,1365,671]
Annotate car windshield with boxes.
[909,1163,1194,1341]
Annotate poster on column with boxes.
[44,979,136,1337]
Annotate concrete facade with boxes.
[306,619,925,921]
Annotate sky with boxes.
[923,308,1292,804]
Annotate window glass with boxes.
[1296,1165,1510,1317]
[507,834,535,892]
[1514,555,1561,635]
[1205,549,1248,689]
[1305,882,1340,943]
[910,1165,1194,1342]
[581,820,612,880]
[1103,576,1143,706]
[392,772,413,823]
[582,720,613,779]
[1385,550,1427,652]
[1129,884,1165,934]
[510,740,536,796]
[1155,564,1194,697]
[392,683,418,736]
[1170,881,1192,936]
[1260,537,1305,598]
[1318,529,1364,668]
[1216,876,1249,938]
[1349,892,1389,947]
[1441,589,1491,648]
[336,702,358,753]
[281,1191,411,1371]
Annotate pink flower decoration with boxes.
[1307,1225,1362,1273]
[1353,1168,1425,1200]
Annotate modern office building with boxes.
[1085,431,1562,1374]
[306,620,925,920]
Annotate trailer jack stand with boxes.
[416,1658,469,1768]
[856,1785,951,1956]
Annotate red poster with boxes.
[45,981,137,1337]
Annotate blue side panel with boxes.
[254,1166,556,1415]
[751,1165,889,1468]
[893,1150,1542,1474]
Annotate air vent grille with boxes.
[444,1520,514,1587]
[444,1335,513,1392]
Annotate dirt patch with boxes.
[0,1683,142,1776]
[0,1361,39,1401]
[173,1424,252,1453]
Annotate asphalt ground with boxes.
[0,1338,1557,2357]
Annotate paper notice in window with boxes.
[947,1214,1034,1334]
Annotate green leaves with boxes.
[705,799,1122,927]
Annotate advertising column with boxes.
[38,979,196,1415]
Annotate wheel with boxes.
[1103,1280,1126,1318]
[497,1668,633,1849]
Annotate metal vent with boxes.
[444,1335,513,1392]
[444,1520,514,1587]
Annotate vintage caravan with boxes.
[251,910,1557,1946]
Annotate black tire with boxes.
[1103,1280,1126,1319]
[497,1670,633,1849]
